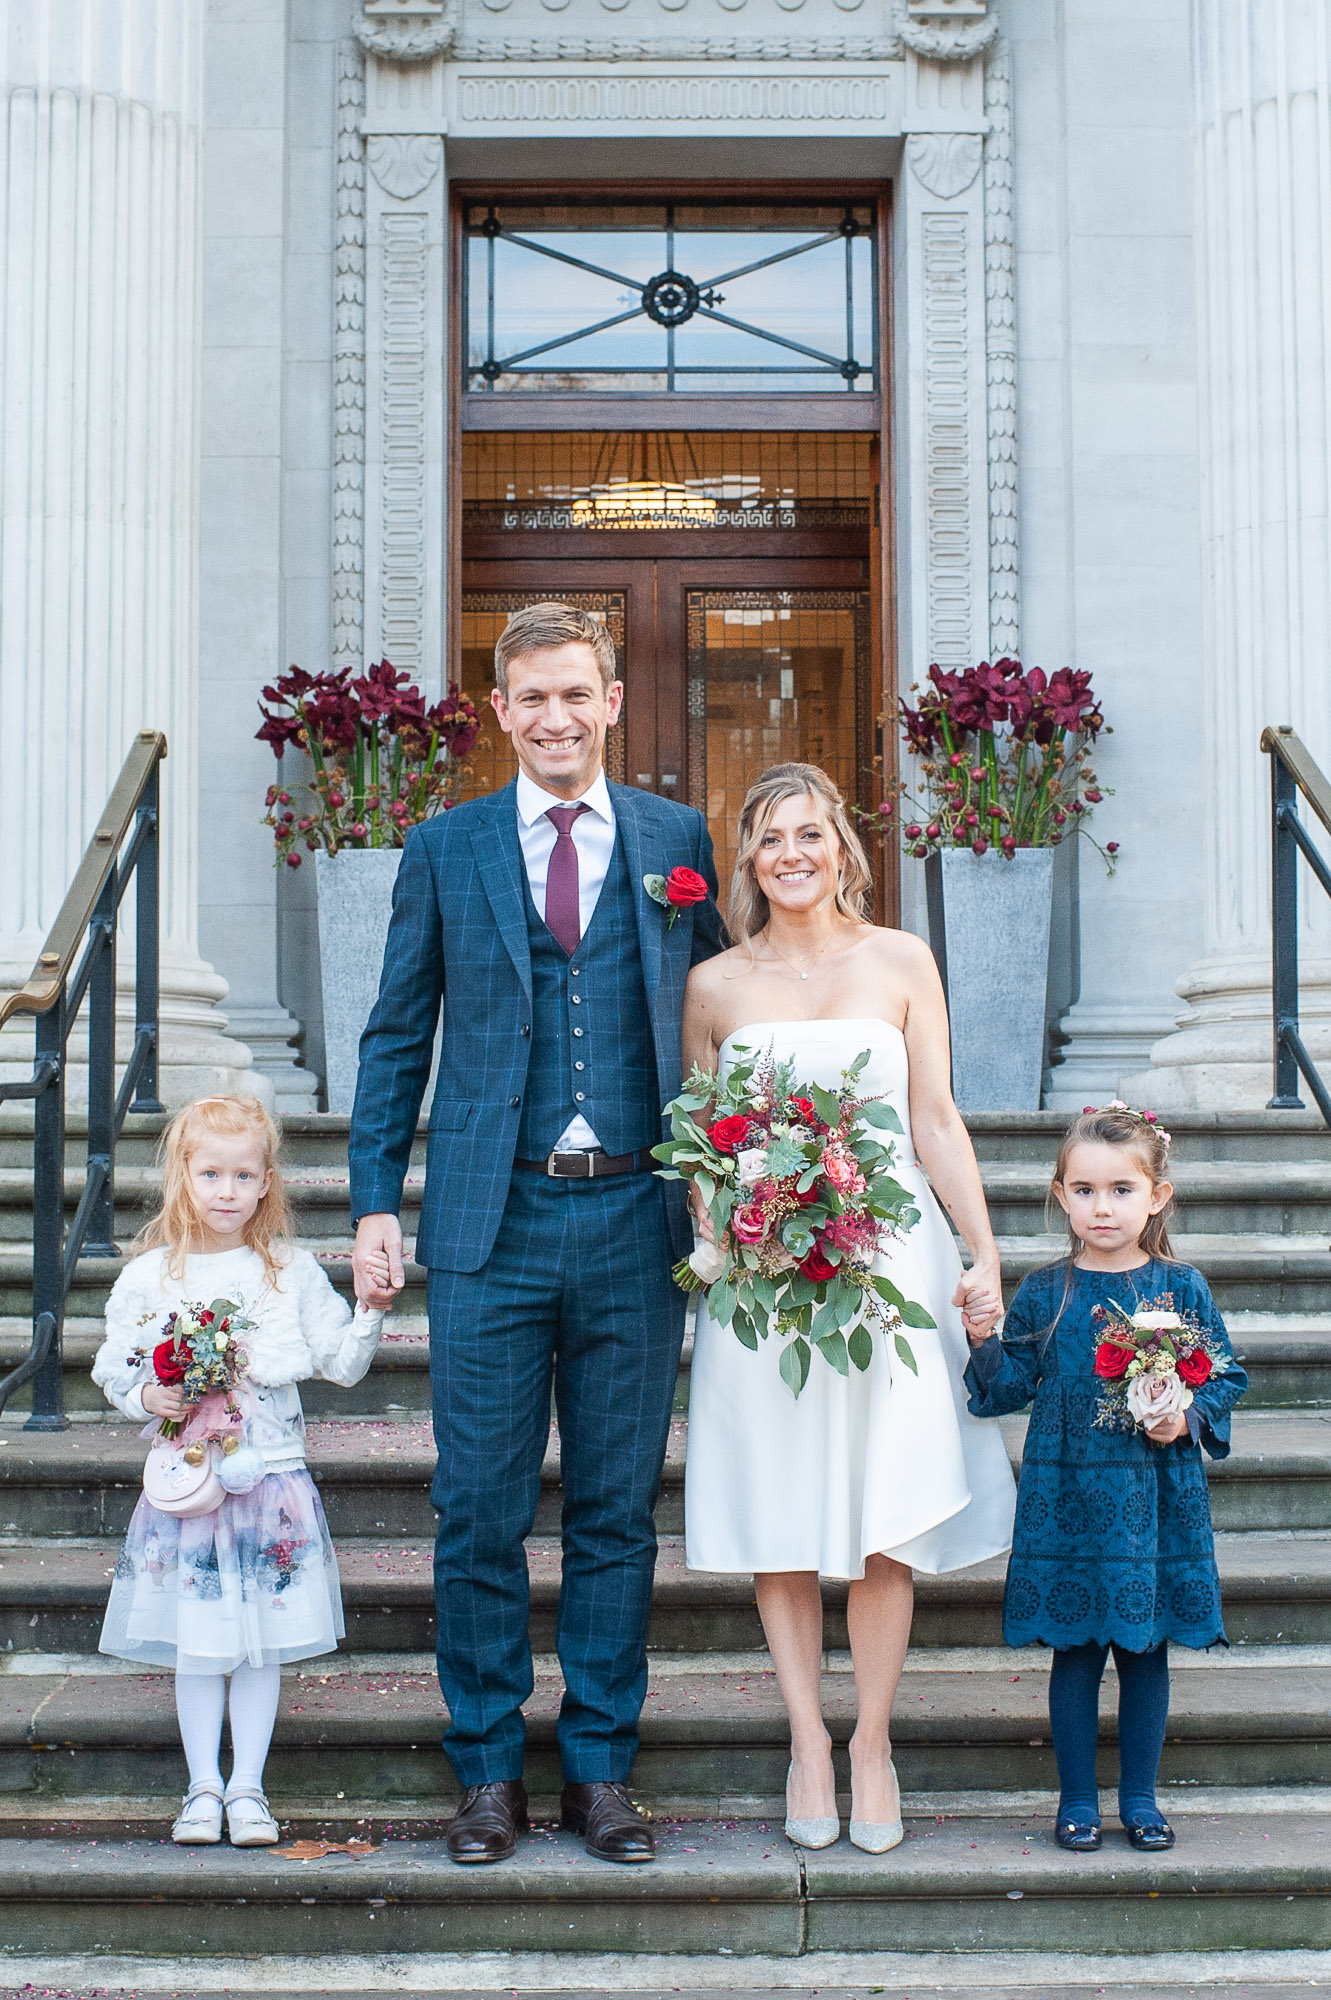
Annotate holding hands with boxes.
[354,1213,406,1310]
[957,1254,1003,1346]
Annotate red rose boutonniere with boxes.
[643,866,709,928]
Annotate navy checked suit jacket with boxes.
[348,777,727,1273]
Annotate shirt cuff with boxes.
[351,1303,385,1337]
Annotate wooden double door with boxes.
[461,553,874,896]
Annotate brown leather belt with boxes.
[515,1147,658,1180]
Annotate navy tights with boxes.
[1048,1639,1170,1827]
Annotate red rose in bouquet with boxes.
[1093,1342,1135,1381]
[153,1339,187,1385]
[1177,1348,1213,1387]
[708,1113,751,1154]
[665,866,709,909]
[799,1242,838,1283]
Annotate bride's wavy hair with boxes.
[728,763,873,942]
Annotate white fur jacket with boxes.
[92,1243,384,1473]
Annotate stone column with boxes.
[0,1,262,1105]
[1123,0,1331,1109]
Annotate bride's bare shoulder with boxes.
[685,941,756,1001]
[855,923,935,972]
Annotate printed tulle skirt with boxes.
[99,1467,345,1673]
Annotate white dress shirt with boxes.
[515,767,617,1151]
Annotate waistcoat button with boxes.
[520,1024,530,1037]
[575,1092,586,1102]
[570,994,582,1005]
[574,1061,585,1071]
[573,1027,584,1038]
[571,966,580,977]
[509,1095,520,1108]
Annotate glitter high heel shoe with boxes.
[783,1760,840,1849]
[849,1757,904,1853]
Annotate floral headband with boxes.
[1081,1098,1172,1150]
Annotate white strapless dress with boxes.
[684,1019,1017,1580]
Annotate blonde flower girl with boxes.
[92,1095,388,1846]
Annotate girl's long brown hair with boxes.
[135,1095,293,1283]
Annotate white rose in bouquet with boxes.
[1130,1309,1182,1333]
[687,1239,728,1286]
[735,1147,769,1187]
[1126,1369,1193,1428]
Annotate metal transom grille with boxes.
[464,199,877,396]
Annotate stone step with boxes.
[8,1156,1331,1245]
[2,1811,1331,1958]
[7,1312,1331,1420]
[4,1658,1331,1822]
[3,1530,1329,1655]
[4,1231,1330,1320]
[2,1410,1328,1541]
[5,1104,1327,1169]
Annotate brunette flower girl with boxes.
[964,1104,1247,1853]
[92,1095,388,1846]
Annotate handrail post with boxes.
[1268,742,1305,1109]
[133,763,163,1113]
[25,997,67,1431]
[83,868,119,1257]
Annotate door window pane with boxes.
[459,590,628,794]
[686,589,872,907]
[464,200,876,397]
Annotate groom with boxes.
[350,602,725,1865]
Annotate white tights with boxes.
[175,1661,281,1823]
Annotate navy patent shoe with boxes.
[1125,1818,1175,1851]
[1054,1819,1102,1852]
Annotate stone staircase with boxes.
[1,1107,1331,1976]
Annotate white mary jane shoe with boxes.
[849,1758,904,1854]
[223,1781,281,1847]
[783,1761,840,1850]
[172,1780,224,1845]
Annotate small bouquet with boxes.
[653,1044,935,1399]
[144,1297,255,1445]
[1091,1296,1231,1438]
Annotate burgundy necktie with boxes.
[544,803,590,956]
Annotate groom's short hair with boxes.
[494,602,618,698]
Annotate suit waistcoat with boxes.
[515,828,660,1159]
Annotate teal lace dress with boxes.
[964,1259,1247,1652]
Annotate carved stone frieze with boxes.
[356,2,458,62]
[455,69,893,121]
[895,0,995,61]
[983,39,1018,656]
[452,32,903,59]
[333,44,367,675]
[367,132,444,198]
[906,131,982,198]
[922,210,972,667]
[378,212,430,673]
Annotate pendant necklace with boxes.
[760,921,843,981]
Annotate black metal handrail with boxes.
[0,730,166,1428]
[1262,724,1331,1128]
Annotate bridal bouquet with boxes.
[1091,1296,1231,1438]
[653,1044,935,1398]
[136,1297,256,1443]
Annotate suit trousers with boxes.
[426,1168,685,1786]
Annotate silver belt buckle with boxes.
[547,1149,594,1178]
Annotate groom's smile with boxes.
[491,641,624,801]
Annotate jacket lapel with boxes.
[467,783,532,998]
[610,784,663,1009]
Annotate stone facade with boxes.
[2,0,1327,1113]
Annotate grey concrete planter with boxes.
[314,848,402,1115]
[925,847,1055,1112]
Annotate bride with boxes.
[682,762,1016,1854]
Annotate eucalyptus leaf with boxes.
[732,1311,760,1352]
[810,1083,843,1129]
[858,1100,904,1133]
[710,1281,736,1327]
[816,1331,850,1376]
[894,1332,919,1375]
[872,1275,908,1313]
[848,1322,874,1372]
[810,1296,841,1342]
[900,1300,938,1330]
[779,1337,812,1399]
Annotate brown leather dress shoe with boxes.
[561,1781,655,1863]
[446,1779,528,1863]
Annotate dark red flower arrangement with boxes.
[862,657,1117,870]
[257,660,482,867]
